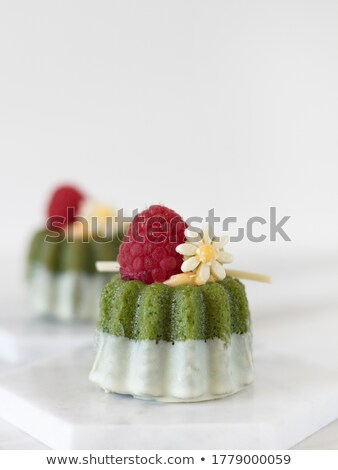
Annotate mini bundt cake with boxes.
[89,204,254,402]
[27,185,122,321]
[89,275,253,401]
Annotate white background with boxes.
[0,1,338,450]
[1,0,337,261]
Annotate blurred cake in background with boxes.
[27,185,122,322]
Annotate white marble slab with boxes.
[0,251,337,449]
[0,299,338,450]
[0,361,48,449]
[0,294,94,364]
[0,418,47,450]
[293,419,338,450]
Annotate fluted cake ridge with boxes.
[97,275,250,342]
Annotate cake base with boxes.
[89,331,253,402]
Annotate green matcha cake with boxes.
[89,204,255,402]
[89,275,253,401]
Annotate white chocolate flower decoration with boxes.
[77,200,116,236]
[176,226,233,285]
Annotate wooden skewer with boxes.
[96,261,120,272]
[96,261,271,284]
[225,269,271,284]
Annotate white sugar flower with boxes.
[77,200,116,235]
[176,226,233,285]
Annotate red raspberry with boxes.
[47,185,85,228]
[118,205,187,284]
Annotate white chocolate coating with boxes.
[27,263,111,322]
[89,330,254,402]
